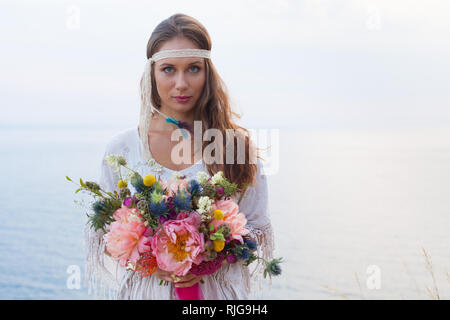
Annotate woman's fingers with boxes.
[155,270,203,287]
[176,273,196,283]
[174,275,202,288]
[154,268,174,282]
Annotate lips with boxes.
[174,96,191,103]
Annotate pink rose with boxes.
[151,212,205,276]
[211,199,249,243]
[105,206,152,267]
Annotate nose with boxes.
[174,72,188,92]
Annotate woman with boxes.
[85,13,274,300]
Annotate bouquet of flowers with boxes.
[67,154,282,300]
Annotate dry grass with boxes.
[422,248,440,300]
[320,284,349,300]
[354,272,364,299]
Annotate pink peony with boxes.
[151,212,205,276]
[211,198,249,243]
[161,178,190,197]
[105,206,152,267]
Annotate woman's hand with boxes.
[153,268,203,287]
[172,272,203,288]
[153,268,174,283]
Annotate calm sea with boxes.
[1,126,449,299]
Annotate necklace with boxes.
[151,106,193,139]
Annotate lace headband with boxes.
[149,48,211,63]
[139,48,211,162]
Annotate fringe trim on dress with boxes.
[84,224,120,299]
[247,223,275,298]
[84,222,274,300]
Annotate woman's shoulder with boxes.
[103,126,138,154]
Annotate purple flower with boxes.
[168,208,177,220]
[167,199,175,209]
[217,186,224,196]
[159,216,168,224]
[123,197,132,207]
[227,254,237,264]
[190,253,226,276]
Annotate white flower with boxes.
[211,171,225,185]
[105,154,124,173]
[197,196,213,215]
[105,155,116,166]
[196,171,210,184]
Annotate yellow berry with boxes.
[143,174,156,187]
[117,180,127,189]
[213,240,225,252]
[213,209,224,220]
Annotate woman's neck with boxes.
[158,105,196,123]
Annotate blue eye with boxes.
[162,66,200,74]
[189,66,200,73]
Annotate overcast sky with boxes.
[1,0,449,130]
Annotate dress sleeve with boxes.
[238,159,274,275]
[207,159,275,299]
[84,141,123,299]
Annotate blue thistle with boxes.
[149,201,168,217]
[173,190,192,211]
[264,258,283,279]
[188,180,203,197]
[235,246,251,261]
[89,198,121,232]
[149,191,168,217]
[92,200,107,215]
[244,238,258,251]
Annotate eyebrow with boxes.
[159,60,202,67]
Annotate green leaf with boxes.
[66,176,72,182]
[211,232,225,241]
[80,178,87,188]
[75,188,82,194]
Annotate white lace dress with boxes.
[84,126,274,300]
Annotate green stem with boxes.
[122,164,139,176]
[237,189,246,205]
[70,180,109,199]
[97,187,114,199]
[256,256,269,265]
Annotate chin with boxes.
[169,101,197,114]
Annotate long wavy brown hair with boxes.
[143,13,260,193]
